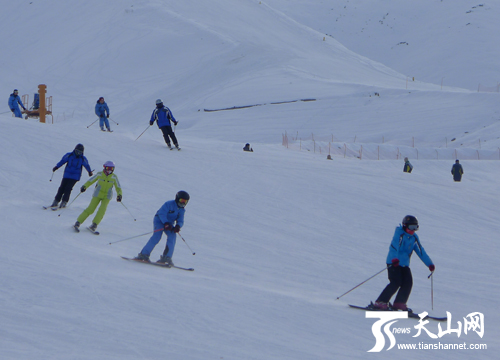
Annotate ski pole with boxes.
[108,228,163,245]
[120,201,136,221]
[135,125,151,141]
[336,266,389,300]
[57,191,83,217]
[428,271,434,310]
[87,118,99,128]
[109,117,119,125]
[178,233,195,255]
[50,171,55,182]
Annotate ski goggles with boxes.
[178,198,189,207]
[74,149,83,156]
[407,224,419,231]
[104,166,114,174]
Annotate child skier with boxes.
[74,161,122,233]
[95,97,111,132]
[371,215,435,311]
[135,191,190,266]
[50,144,93,208]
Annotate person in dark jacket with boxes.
[95,97,111,132]
[243,143,253,152]
[8,89,26,118]
[403,157,413,173]
[50,144,93,208]
[149,99,180,150]
[372,215,435,311]
[451,159,464,182]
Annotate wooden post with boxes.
[38,84,47,123]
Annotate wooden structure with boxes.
[22,84,53,123]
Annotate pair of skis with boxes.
[121,256,194,271]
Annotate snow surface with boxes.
[0,0,498,359]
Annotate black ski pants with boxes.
[376,266,413,305]
[160,126,178,147]
[54,178,78,203]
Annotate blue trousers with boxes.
[12,107,22,118]
[99,117,110,130]
[141,215,176,257]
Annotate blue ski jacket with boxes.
[155,200,185,228]
[8,93,25,111]
[150,105,177,128]
[386,225,433,267]
[95,101,110,118]
[55,152,92,181]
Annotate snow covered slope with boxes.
[0,0,498,359]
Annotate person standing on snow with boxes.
[371,215,435,311]
[74,161,122,233]
[403,157,413,173]
[134,191,190,266]
[50,144,93,208]
[149,99,180,150]
[8,89,26,118]
[451,159,463,182]
[95,97,112,132]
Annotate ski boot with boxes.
[50,200,59,208]
[370,301,389,310]
[89,222,98,232]
[392,303,412,312]
[134,253,150,262]
[59,201,67,208]
[73,221,81,232]
[157,255,174,266]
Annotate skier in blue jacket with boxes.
[95,97,111,132]
[372,215,435,311]
[50,144,93,208]
[149,99,180,150]
[135,191,190,266]
[8,89,26,118]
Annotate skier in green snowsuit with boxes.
[74,161,122,232]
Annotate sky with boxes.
[0,0,498,359]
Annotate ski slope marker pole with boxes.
[57,191,83,217]
[178,233,195,255]
[120,201,136,221]
[135,125,151,141]
[336,266,389,300]
[87,118,99,128]
[108,228,163,245]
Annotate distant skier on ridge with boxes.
[451,159,463,182]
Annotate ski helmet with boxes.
[175,190,190,208]
[156,99,163,105]
[402,215,419,231]
[103,160,115,175]
[74,143,84,156]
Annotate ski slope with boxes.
[0,0,498,359]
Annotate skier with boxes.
[371,215,435,311]
[243,143,253,152]
[403,157,413,173]
[451,159,463,182]
[149,99,180,150]
[50,144,93,208]
[95,97,111,132]
[135,191,190,265]
[74,161,122,233]
[8,89,26,118]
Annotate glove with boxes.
[164,223,173,231]
[80,186,86,192]
[173,224,181,233]
[173,121,178,126]
[116,194,122,202]
[88,171,93,176]
[149,121,154,126]
[391,258,400,267]
[107,114,109,118]
[11,109,15,113]
[52,166,58,172]
[429,264,435,272]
